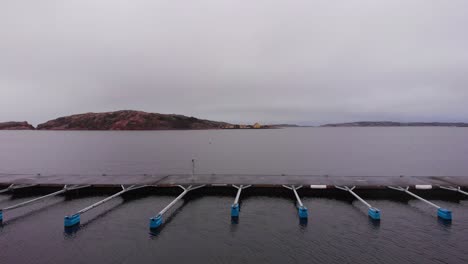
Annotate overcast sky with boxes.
[1,0,468,125]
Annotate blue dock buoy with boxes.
[336,186,381,220]
[283,185,308,220]
[63,185,145,228]
[0,210,3,222]
[388,186,453,221]
[150,215,163,229]
[437,208,452,220]
[64,214,81,227]
[231,203,240,217]
[230,185,250,219]
[298,206,308,219]
[148,185,205,229]
[368,207,381,220]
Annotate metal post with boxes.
[439,186,468,196]
[149,185,205,229]
[292,186,304,207]
[158,186,189,216]
[0,184,14,194]
[5,189,66,210]
[191,159,195,178]
[388,186,452,220]
[283,185,308,219]
[64,185,147,227]
[0,184,37,194]
[335,186,380,220]
[11,184,38,190]
[231,185,251,218]
[0,185,89,222]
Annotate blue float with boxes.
[150,215,163,229]
[148,185,205,230]
[336,186,382,220]
[389,186,454,221]
[298,206,308,219]
[0,210,3,222]
[230,185,250,219]
[231,203,240,217]
[368,207,381,220]
[437,208,452,220]
[283,185,309,220]
[64,214,80,227]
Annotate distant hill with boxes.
[0,121,34,130]
[321,121,468,127]
[37,110,233,130]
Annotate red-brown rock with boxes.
[37,110,232,130]
[0,121,35,130]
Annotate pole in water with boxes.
[0,184,37,194]
[0,184,14,194]
[283,185,308,219]
[64,185,146,227]
[1,185,89,224]
[191,159,195,178]
[439,186,468,197]
[335,186,380,220]
[231,185,251,218]
[149,185,205,229]
[388,186,452,220]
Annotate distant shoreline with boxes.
[2,112,468,130]
[2,125,468,131]
[321,121,468,127]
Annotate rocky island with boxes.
[1,110,276,130]
[321,121,468,127]
[0,121,35,130]
[36,110,233,130]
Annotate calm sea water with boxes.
[0,128,467,264]
[1,127,468,176]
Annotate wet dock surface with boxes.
[1,173,467,188]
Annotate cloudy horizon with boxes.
[1,0,468,126]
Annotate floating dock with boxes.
[0,173,467,228]
[1,173,468,187]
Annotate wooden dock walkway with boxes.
[1,173,467,188]
[1,173,466,226]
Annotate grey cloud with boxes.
[1,0,468,125]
